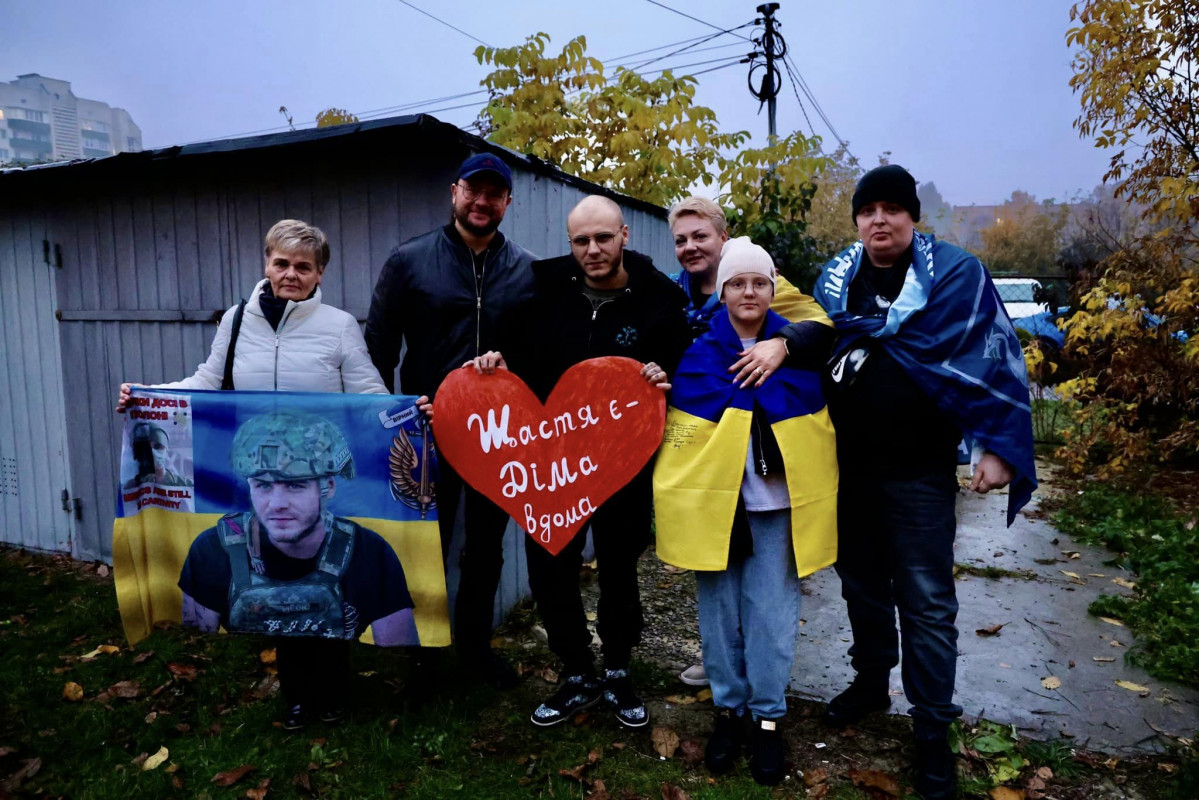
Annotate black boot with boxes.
[704,708,743,775]
[822,675,891,727]
[748,717,786,786]
[913,725,956,800]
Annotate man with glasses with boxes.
[471,194,690,728]
[365,152,536,690]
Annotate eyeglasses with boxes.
[456,182,509,204]
[569,231,622,249]
[724,277,773,293]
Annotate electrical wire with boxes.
[392,0,490,48]
[782,52,850,153]
[641,0,754,42]
[626,22,755,72]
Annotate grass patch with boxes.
[953,562,1038,581]
[1054,483,1199,686]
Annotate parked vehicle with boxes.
[993,277,1045,320]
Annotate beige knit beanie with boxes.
[717,236,776,297]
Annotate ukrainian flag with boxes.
[112,389,449,647]
[654,308,837,575]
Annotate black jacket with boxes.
[364,224,537,397]
[504,250,692,400]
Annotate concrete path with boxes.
[789,465,1199,754]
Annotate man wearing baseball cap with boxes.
[812,164,1036,799]
[365,152,536,691]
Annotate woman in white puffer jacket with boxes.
[114,219,387,732]
[117,219,386,399]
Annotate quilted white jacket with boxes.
[158,279,387,394]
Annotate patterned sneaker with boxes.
[602,668,648,728]
[530,673,601,727]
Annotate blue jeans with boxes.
[695,508,800,720]
[835,468,963,727]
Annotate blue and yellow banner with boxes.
[113,388,449,647]
[653,308,838,576]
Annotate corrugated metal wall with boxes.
[0,204,76,553]
[4,126,674,625]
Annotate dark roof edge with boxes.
[0,113,667,219]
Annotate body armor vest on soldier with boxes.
[218,511,355,638]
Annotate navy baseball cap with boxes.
[456,153,512,191]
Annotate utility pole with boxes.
[751,2,783,143]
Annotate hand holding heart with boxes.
[433,357,667,555]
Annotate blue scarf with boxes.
[674,269,722,333]
[672,306,826,422]
[813,232,1036,525]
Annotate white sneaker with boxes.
[679,664,709,686]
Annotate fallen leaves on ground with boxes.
[259,649,276,664]
[212,765,257,786]
[1112,577,1137,589]
[80,644,120,659]
[1115,680,1150,695]
[696,689,712,702]
[663,694,696,705]
[1098,617,1125,627]
[96,680,142,703]
[1093,656,1115,662]
[1,757,42,792]
[977,622,1008,636]
[167,662,199,681]
[847,769,902,796]
[61,682,83,701]
[678,739,704,769]
[142,747,169,771]
[804,767,829,787]
[538,666,559,684]
[660,782,690,800]
[990,787,1025,799]
[245,777,270,799]
[585,779,610,800]
[1040,676,1061,690]
[651,726,679,759]
[132,650,154,664]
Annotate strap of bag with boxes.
[221,299,247,391]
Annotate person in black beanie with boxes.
[812,164,1035,800]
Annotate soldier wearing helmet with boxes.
[178,413,418,725]
[123,422,192,489]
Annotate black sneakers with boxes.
[822,676,892,727]
[281,703,307,731]
[749,717,786,786]
[602,668,648,728]
[704,708,744,774]
[530,673,601,727]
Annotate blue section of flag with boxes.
[670,308,826,424]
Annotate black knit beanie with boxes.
[851,164,920,223]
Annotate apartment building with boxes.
[0,73,141,165]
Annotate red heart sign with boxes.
[434,357,666,555]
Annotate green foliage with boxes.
[1055,484,1199,685]
[721,133,831,290]
[474,33,751,207]
[958,720,1026,785]
[1020,738,1084,780]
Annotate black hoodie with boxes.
[502,250,692,400]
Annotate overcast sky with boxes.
[2,0,1110,206]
